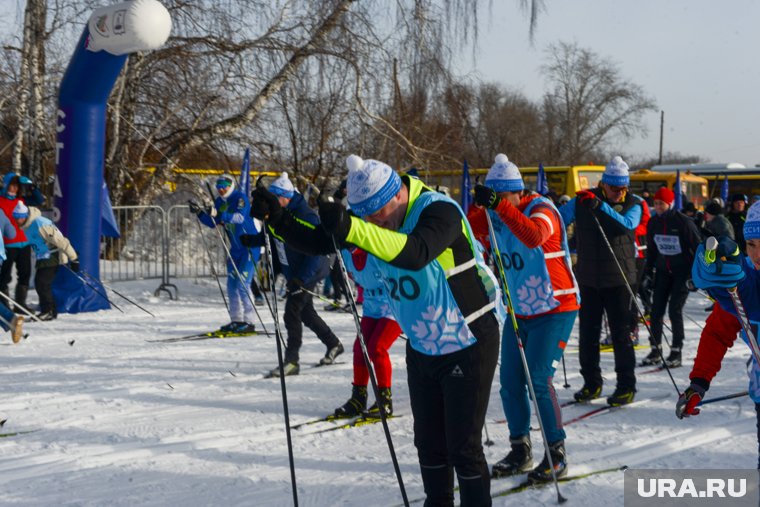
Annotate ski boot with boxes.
[528,440,567,482]
[366,387,393,417]
[640,346,662,366]
[230,322,256,334]
[665,348,682,368]
[10,315,24,344]
[607,386,636,406]
[320,342,345,365]
[492,435,533,478]
[220,322,240,332]
[37,311,56,321]
[333,385,368,418]
[573,384,602,403]
[254,295,264,306]
[268,362,300,377]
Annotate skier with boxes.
[332,247,402,418]
[640,187,702,368]
[702,200,734,240]
[469,154,579,482]
[559,156,643,406]
[247,156,501,506]
[242,172,343,377]
[0,207,22,342]
[0,174,32,311]
[14,203,80,321]
[677,200,760,467]
[189,174,258,334]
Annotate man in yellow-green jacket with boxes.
[246,155,501,506]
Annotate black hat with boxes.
[705,201,723,216]
[730,193,748,204]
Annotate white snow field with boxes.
[0,278,755,506]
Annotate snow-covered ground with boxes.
[0,278,755,506]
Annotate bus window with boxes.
[578,171,603,191]
[523,173,567,196]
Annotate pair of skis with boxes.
[147,329,265,343]
[292,412,401,434]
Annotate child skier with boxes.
[677,200,760,467]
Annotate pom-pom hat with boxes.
[346,155,402,217]
[12,201,28,219]
[269,172,295,199]
[602,156,630,187]
[485,154,524,193]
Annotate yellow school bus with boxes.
[422,165,606,204]
[629,169,709,209]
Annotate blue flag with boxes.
[720,174,729,204]
[100,181,120,238]
[239,147,251,196]
[536,162,549,196]
[461,159,472,214]
[673,169,682,210]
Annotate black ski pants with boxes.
[34,264,58,315]
[283,283,340,364]
[648,269,689,349]
[407,317,499,507]
[578,284,637,390]
[0,245,32,297]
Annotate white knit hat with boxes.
[12,201,28,219]
[485,154,523,193]
[602,156,630,186]
[269,172,295,198]
[346,155,402,217]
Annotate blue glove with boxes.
[691,237,745,289]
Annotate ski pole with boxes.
[698,390,748,407]
[80,270,154,317]
[61,266,124,313]
[0,290,44,323]
[590,211,681,396]
[262,219,299,507]
[192,205,230,315]
[561,355,570,389]
[331,238,410,507]
[705,236,760,365]
[485,210,567,504]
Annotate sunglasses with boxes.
[608,185,627,193]
[216,180,232,189]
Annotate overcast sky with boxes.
[455,0,760,166]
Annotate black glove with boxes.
[473,184,500,209]
[318,198,352,241]
[250,187,282,221]
[286,278,304,296]
[240,233,260,248]
[640,267,654,292]
[69,260,80,273]
[576,190,601,210]
[675,382,707,419]
[188,200,203,215]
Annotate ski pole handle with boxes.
[705,236,718,265]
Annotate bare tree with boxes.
[540,41,657,164]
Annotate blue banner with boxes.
[101,181,120,238]
[536,162,549,196]
[673,170,682,210]
[720,174,729,204]
[239,147,251,196]
[461,159,472,214]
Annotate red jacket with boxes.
[0,195,27,245]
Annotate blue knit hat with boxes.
[601,156,630,186]
[269,172,295,198]
[12,202,28,220]
[346,155,402,217]
[485,154,523,193]
[745,200,760,241]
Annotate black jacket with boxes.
[646,209,702,276]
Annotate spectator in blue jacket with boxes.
[0,208,23,342]
[191,174,259,334]
[243,172,343,377]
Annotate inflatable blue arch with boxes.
[53,0,171,313]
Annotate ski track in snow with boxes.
[0,279,755,506]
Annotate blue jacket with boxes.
[276,193,329,286]
[198,188,258,255]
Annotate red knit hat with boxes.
[654,187,675,205]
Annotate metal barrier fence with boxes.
[100,205,228,299]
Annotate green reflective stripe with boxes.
[346,216,408,262]
[294,216,316,230]
[267,223,285,242]
[438,248,455,272]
